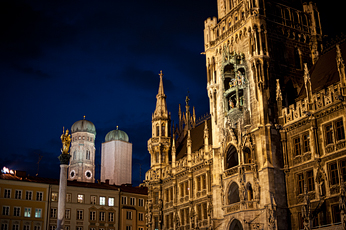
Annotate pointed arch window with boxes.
[229,219,243,230]
[225,145,238,169]
[246,183,253,200]
[161,123,165,137]
[228,182,240,204]
[243,147,252,164]
[156,152,159,163]
[156,125,160,137]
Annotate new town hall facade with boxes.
[144,0,346,229]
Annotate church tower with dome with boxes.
[68,116,96,183]
[101,127,132,185]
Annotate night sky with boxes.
[0,0,342,186]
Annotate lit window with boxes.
[99,212,105,221]
[15,190,22,199]
[36,192,43,201]
[99,197,106,205]
[4,189,11,198]
[108,197,114,206]
[13,207,21,216]
[77,194,84,203]
[51,192,58,202]
[26,191,33,200]
[24,207,31,217]
[35,209,42,218]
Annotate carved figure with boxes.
[268,207,275,229]
[60,128,71,154]
[254,179,260,200]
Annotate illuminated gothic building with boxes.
[68,117,97,183]
[145,0,346,229]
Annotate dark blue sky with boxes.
[0,0,341,186]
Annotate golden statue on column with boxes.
[60,127,71,154]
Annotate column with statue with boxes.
[56,128,72,230]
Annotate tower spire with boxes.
[153,70,168,119]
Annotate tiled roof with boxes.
[176,118,212,160]
[297,40,346,100]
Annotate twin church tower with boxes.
[66,117,132,185]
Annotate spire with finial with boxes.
[304,63,313,110]
[153,70,168,120]
[83,115,86,120]
[336,44,346,96]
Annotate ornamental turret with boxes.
[148,71,171,172]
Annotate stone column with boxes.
[56,154,71,230]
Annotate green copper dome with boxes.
[71,118,96,135]
[105,128,129,142]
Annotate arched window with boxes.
[162,152,165,164]
[246,183,253,200]
[156,125,160,137]
[243,147,252,164]
[228,182,240,204]
[229,219,243,230]
[86,150,90,160]
[161,123,165,137]
[156,152,159,163]
[225,145,238,169]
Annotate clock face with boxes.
[85,170,92,179]
[70,170,75,178]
